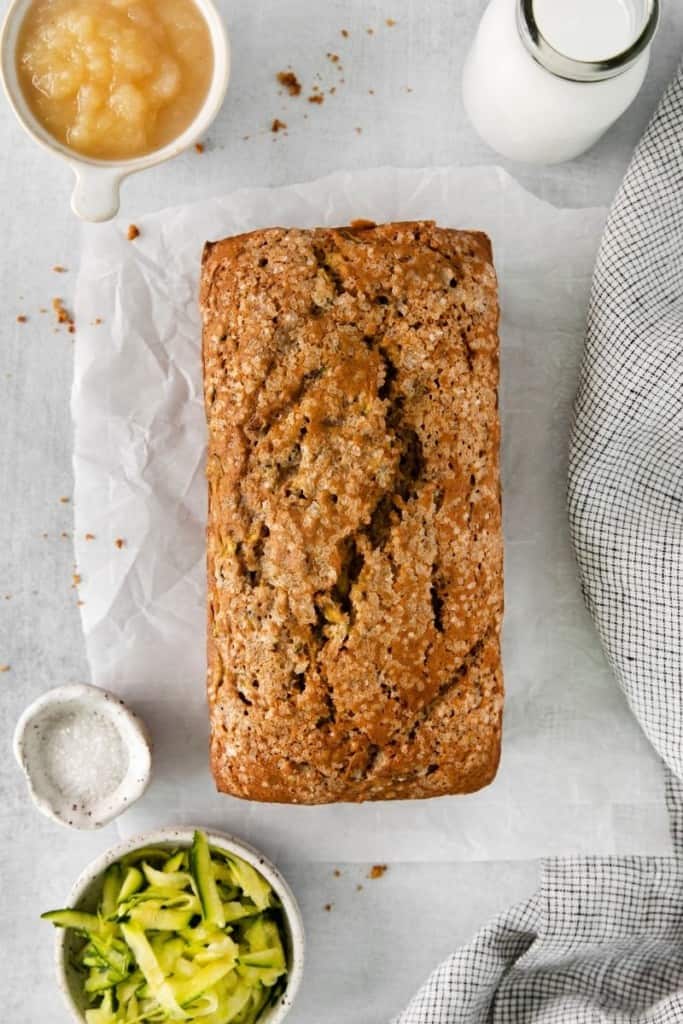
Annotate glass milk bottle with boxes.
[463,0,659,164]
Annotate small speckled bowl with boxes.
[53,828,305,1024]
[13,683,151,829]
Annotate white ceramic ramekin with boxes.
[0,0,230,221]
[13,683,152,829]
[51,828,305,1024]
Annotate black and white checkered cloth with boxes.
[395,63,683,1024]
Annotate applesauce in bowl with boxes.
[16,0,214,160]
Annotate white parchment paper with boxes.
[72,166,671,862]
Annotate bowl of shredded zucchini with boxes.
[42,828,305,1024]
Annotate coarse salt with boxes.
[35,708,128,804]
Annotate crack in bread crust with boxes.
[202,221,503,804]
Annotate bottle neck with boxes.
[516,0,659,83]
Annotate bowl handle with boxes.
[70,165,123,223]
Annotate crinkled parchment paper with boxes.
[72,167,670,861]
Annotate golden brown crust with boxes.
[201,221,503,803]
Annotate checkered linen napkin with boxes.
[394,63,683,1024]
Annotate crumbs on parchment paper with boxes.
[277,70,302,96]
[271,118,288,133]
[52,265,68,273]
[59,496,70,504]
[324,903,333,912]
[369,864,388,880]
[0,665,10,673]
[85,533,96,541]
[127,224,140,241]
[52,298,75,332]
[16,314,27,323]
[72,573,81,588]
[115,538,126,549]
[195,142,205,154]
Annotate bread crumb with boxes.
[356,884,364,892]
[77,600,85,607]
[369,89,375,95]
[59,496,70,504]
[53,265,67,273]
[369,864,388,880]
[271,118,287,133]
[115,538,125,549]
[386,18,397,26]
[366,27,374,35]
[194,142,205,154]
[16,314,27,323]
[39,307,48,314]
[324,903,333,912]
[308,93,324,105]
[52,298,74,331]
[333,869,341,877]
[355,126,362,134]
[61,531,69,539]
[72,573,81,587]
[127,224,140,241]
[85,533,95,541]
[0,665,10,673]
[277,70,301,96]
[327,52,340,63]
[341,28,349,37]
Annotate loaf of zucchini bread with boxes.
[201,221,503,803]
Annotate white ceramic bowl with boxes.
[0,0,230,221]
[13,683,152,830]
[52,828,305,1024]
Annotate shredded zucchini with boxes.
[43,832,289,1024]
